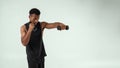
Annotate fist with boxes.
[59,23,66,30]
[29,23,35,31]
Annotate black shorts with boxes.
[27,58,45,68]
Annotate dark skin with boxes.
[20,14,66,46]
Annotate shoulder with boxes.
[41,21,48,24]
[20,24,27,32]
[20,25,25,30]
[40,21,48,30]
[40,21,48,26]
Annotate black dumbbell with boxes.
[57,25,69,30]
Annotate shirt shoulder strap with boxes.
[24,22,30,31]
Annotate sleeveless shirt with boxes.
[24,22,47,63]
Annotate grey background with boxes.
[0,0,120,68]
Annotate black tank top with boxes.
[25,22,47,63]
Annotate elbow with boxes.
[21,41,28,46]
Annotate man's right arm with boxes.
[20,24,34,46]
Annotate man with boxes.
[20,8,66,68]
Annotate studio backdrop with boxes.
[0,0,120,68]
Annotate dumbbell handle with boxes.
[57,25,69,30]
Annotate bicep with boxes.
[41,22,53,30]
[44,23,58,29]
[41,22,59,29]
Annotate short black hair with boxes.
[29,8,41,15]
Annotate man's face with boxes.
[29,14,40,24]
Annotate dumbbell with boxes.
[57,25,69,30]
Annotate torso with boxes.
[24,22,47,63]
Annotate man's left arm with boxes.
[41,21,66,31]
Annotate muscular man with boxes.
[20,8,66,68]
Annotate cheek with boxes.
[30,17,35,20]
[29,17,32,20]
[36,16,39,19]
[37,18,39,20]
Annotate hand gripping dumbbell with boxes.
[57,25,69,30]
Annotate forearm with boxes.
[22,30,32,46]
